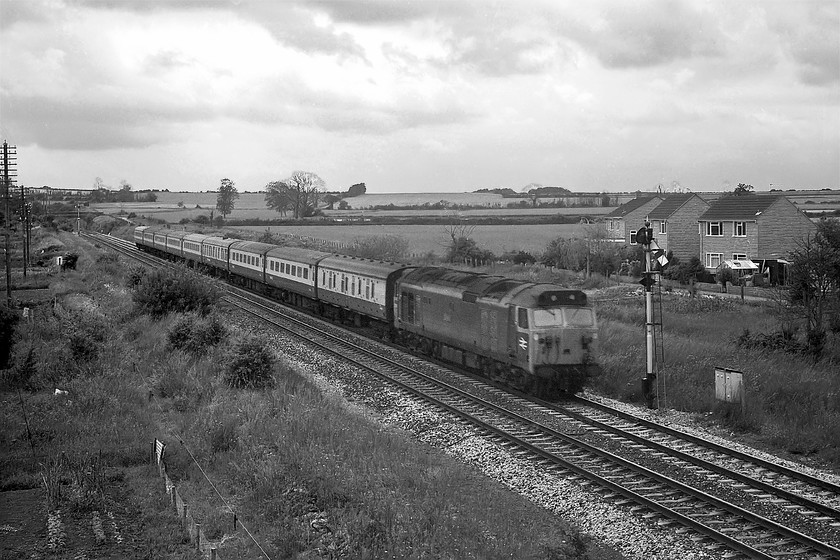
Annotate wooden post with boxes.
[195,524,201,550]
[210,546,217,560]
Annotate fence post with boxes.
[195,524,201,551]
[210,546,217,560]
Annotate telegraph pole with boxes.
[20,184,27,277]
[2,141,17,307]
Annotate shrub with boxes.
[126,265,148,288]
[0,304,20,369]
[62,253,79,271]
[167,313,227,354]
[132,265,220,318]
[1,346,37,390]
[222,336,275,389]
[500,250,536,265]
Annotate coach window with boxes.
[517,308,529,329]
[303,268,308,280]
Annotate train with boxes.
[133,225,600,395]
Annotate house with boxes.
[697,195,815,282]
[604,196,662,244]
[646,194,710,262]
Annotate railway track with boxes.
[88,232,840,559]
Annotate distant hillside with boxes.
[474,184,573,198]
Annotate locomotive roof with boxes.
[509,285,588,307]
[402,267,587,306]
[402,267,528,301]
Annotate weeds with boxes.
[167,313,228,354]
[222,335,275,389]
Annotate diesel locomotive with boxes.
[134,226,599,395]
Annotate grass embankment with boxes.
[1,230,617,559]
[593,290,840,467]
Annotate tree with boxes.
[265,181,293,217]
[284,171,325,218]
[788,219,840,358]
[117,180,133,202]
[347,182,366,197]
[732,183,755,196]
[216,178,239,220]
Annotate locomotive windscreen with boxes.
[537,290,587,307]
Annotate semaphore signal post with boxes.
[636,220,667,409]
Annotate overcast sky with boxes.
[1,0,838,194]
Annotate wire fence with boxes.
[151,438,271,560]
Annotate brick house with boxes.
[604,196,662,244]
[697,195,815,280]
[646,194,710,263]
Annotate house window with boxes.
[706,222,723,236]
[606,220,613,231]
[630,230,638,244]
[659,221,667,235]
[732,253,747,261]
[733,222,746,237]
[705,253,723,268]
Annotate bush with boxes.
[0,305,20,369]
[126,265,148,288]
[222,336,275,389]
[167,313,228,354]
[62,253,79,271]
[132,266,220,318]
[501,250,536,265]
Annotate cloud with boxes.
[304,0,466,24]
[554,0,726,68]
[771,1,839,86]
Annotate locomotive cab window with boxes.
[564,308,595,327]
[532,309,563,327]
[517,308,529,329]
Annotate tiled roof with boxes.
[647,194,697,219]
[606,196,660,218]
[698,195,782,221]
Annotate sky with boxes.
[1,0,838,194]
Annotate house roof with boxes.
[647,194,699,219]
[698,195,782,221]
[606,196,661,218]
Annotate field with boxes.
[237,223,585,257]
